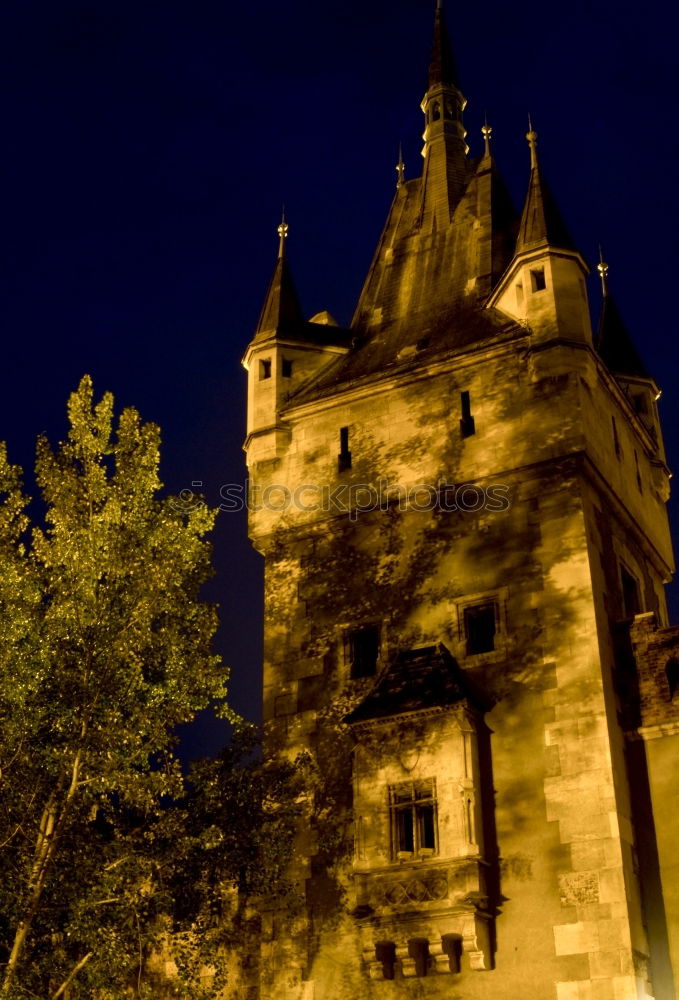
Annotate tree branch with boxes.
[51,952,93,999]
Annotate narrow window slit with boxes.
[460,390,475,437]
[338,426,352,472]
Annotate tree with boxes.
[0,376,229,997]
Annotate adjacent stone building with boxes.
[242,4,679,997]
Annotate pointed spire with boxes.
[253,216,305,342]
[596,254,649,378]
[429,0,459,89]
[515,124,576,253]
[419,2,468,227]
[396,143,406,188]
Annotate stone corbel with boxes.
[461,912,492,971]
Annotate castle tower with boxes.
[243,7,676,999]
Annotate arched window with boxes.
[666,658,679,700]
[432,101,441,121]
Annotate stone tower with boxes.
[243,5,678,999]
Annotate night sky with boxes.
[0,0,677,758]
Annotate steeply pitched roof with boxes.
[428,3,459,89]
[597,292,649,379]
[253,254,305,343]
[344,643,490,725]
[515,133,575,253]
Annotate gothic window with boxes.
[666,658,679,700]
[348,624,380,678]
[390,779,437,857]
[338,426,352,472]
[432,101,441,121]
[530,267,546,292]
[282,358,293,377]
[464,602,497,655]
[460,390,475,437]
[259,358,272,379]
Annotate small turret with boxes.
[243,218,351,466]
[488,125,592,348]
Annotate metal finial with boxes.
[526,116,538,168]
[597,244,609,296]
[396,142,406,188]
[481,115,492,158]
[277,206,289,259]
[436,0,443,10]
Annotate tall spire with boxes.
[419,1,468,228]
[428,0,460,89]
[253,216,305,342]
[516,124,575,253]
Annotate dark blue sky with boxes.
[0,0,677,757]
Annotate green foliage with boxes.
[0,377,268,997]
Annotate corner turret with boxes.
[488,126,592,348]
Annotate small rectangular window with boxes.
[530,268,546,292]
[612,416,621,459]
[464,603,496,655]
[460,390,475,438]
[338,426,352,472]
[259,358,272,380]
[389,780,437,859]
[282,358,293,378]
[348,624,379,678]
[515,282,524,307]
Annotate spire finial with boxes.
[481,114,492,158]
[526,116,538,169]
[597,244,609,297]
[396,142,406,188]
[277,206,289,259]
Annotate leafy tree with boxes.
[0,377,232,997]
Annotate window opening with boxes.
[464,603,497,655]
[338,426,352,472]
[634,450,643,493]
[621,566,640,619]
[348,624,379,678]
[666,659,679,700]
[441,934,463,974]
[530,268,546,292]
[390,780,437,857]
[282,358,293,378]
[375,942,396,980]
[408,939,430,978]
[460,390,476,438]
[612,415,621,458]
[259,358,272,380]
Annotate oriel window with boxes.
[390,779,437,857]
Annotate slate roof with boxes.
[428,3,460,89]
[344,643,490,725]
[516,160,576,253]
[597,292,650,379]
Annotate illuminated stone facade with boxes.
[243,6,678,999]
